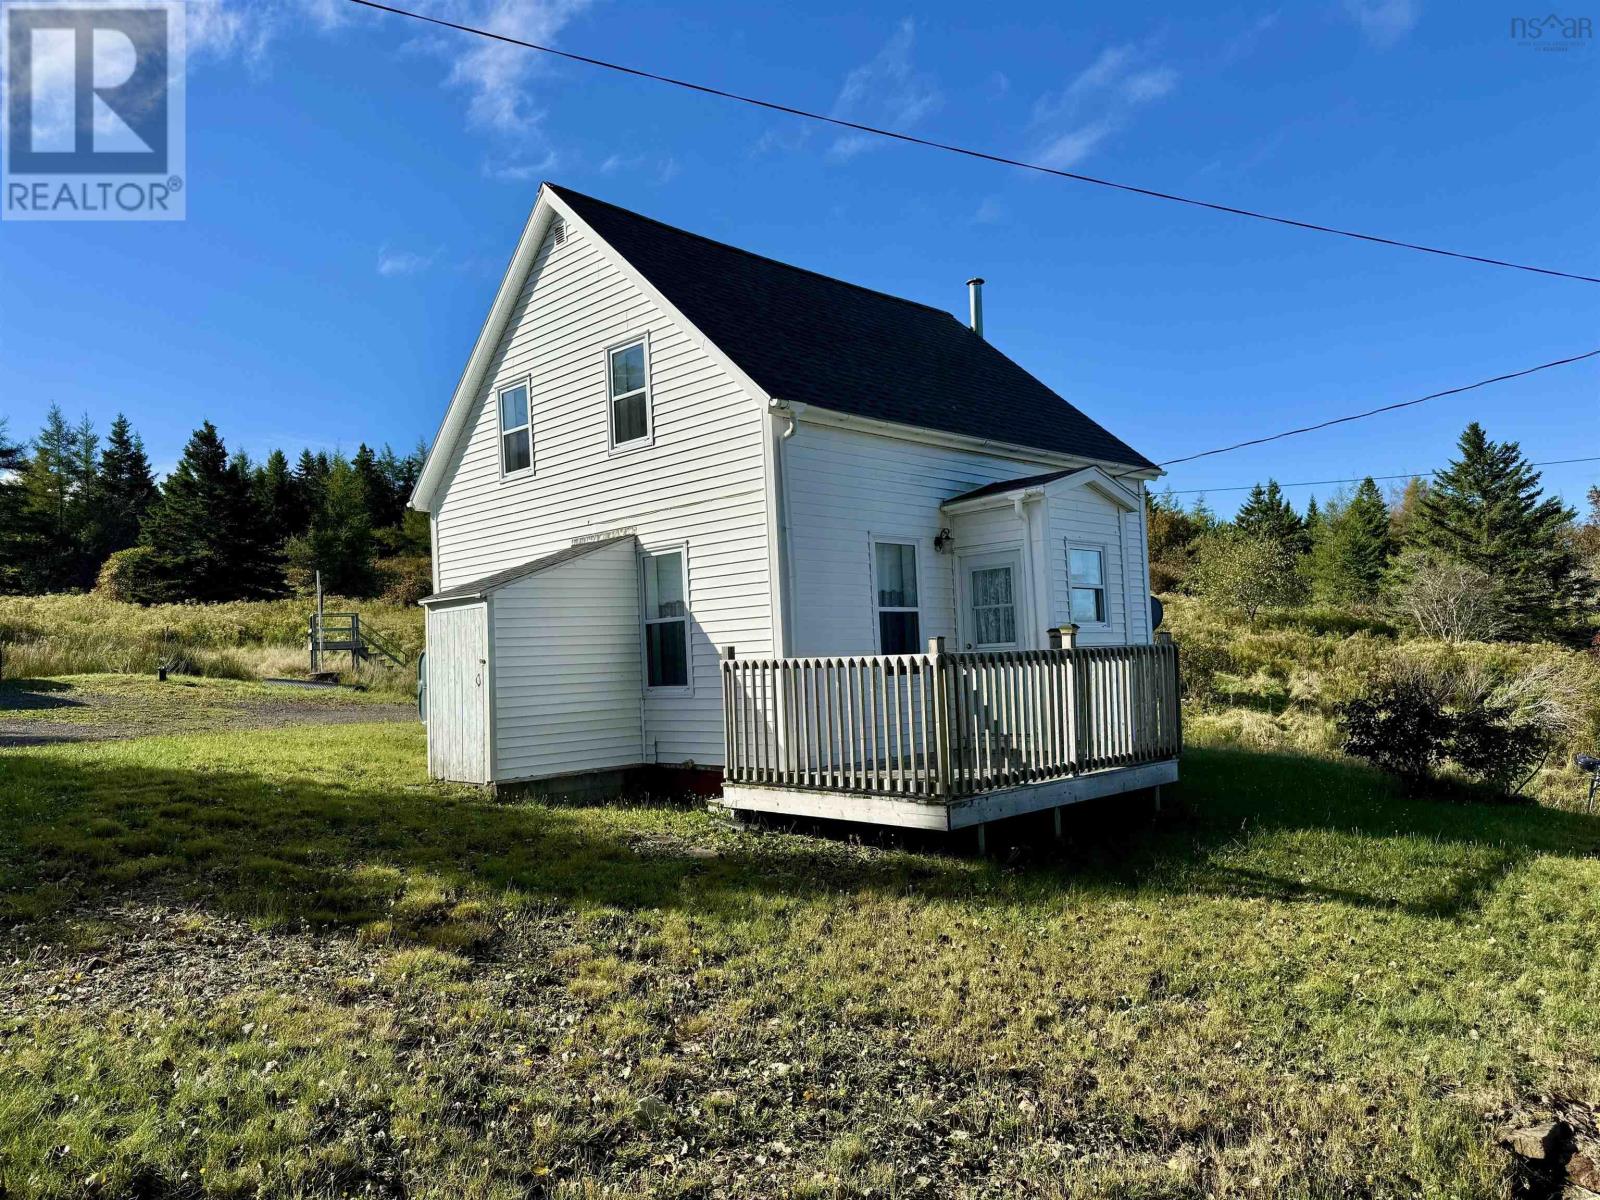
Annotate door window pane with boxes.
[643,549,688,688]
[970,566,1016,645]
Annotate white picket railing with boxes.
[721,633,1181,800]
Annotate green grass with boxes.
[0,593,424,695]
[0,673,407,739]
[4,712,1600,1196]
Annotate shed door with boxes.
[425,602,489,783]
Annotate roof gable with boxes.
[943,465,1141,512]
[411,183,1155,511]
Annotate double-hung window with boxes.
[873,540,921,654]
[1068,546,1107,624]
[498,380,532,476]
[608,338,651,449]
[642,548,689,689]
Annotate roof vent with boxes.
[966,277,985,338]
[549,219,566,248]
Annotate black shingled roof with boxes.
[549,185,1155,471]
[421,535,634,604]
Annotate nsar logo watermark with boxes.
[1510,12,1593,49]
[2,1,186,221]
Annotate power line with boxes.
[345,0,1600,286]
[1153,349,1600,469]
[1163,455,1600,496]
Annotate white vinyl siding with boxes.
[786,422,1153,655]
[431,217,772,767]
[490,540,643,782]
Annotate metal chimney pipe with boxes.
[966,277,985,338]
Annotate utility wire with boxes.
[1164,455,1600,496]
[345,0,1600,286]
[1152,348,1600,469]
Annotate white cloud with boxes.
[1031,43,1178,170]
[186,0,590,143]
[377,245,438,277]
[827,18,940,159]
[483,150,559,182]
[972,196,1005,224]
[1342,0,1419,48]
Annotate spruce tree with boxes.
[92,414,157,559]
[140,422,285,602]
[1235,480,1309,556]
[1414,423,1581,639]
[0,419,42,594]
[17,405,91,590]
[258,449,308,537]
[285,456,378,596]
[1308,477,1392,604]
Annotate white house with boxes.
[410,184,1181,832]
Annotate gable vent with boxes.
[548,219,566,248]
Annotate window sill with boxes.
[607,437,655,458]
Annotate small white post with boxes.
[314,570,325,673]
[928,636,951,799]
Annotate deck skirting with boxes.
[719,758,1178,831]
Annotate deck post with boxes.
[1056,624,1084,772]
[928,636,952,799]
[1052,806,1063,842]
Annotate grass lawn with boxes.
[0,674,413,745]
[3,702,1600,1197]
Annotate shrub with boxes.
[1387,549,1507,642]
[1189,531,1306,619]
[1337,660,1549,796]
[93,546,158,603]
[375,555,433,606]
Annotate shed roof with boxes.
[420,535,634,605]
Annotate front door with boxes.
[959,550,1023,651]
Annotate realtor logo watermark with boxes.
[2,1,186,220]
[1510,12,1593,48]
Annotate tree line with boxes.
[0,407,431,604]
[1148,421,1599,643]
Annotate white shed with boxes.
[420,536,641,786]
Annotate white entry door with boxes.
[959,550,1023,651]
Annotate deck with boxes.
[718,632,1181,832]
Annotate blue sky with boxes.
[2,0,1595,515]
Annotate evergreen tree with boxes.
[17,405,94,590]
[258,448,308,537]
[1388,476,1430,545]
[1235,480,1309,556]
[352,443,390,530]
[0,419,41,594]
[1304,495,1321,535]
[139,422,285,601]
[91,414,157,559]
[1308,477,1393,604]
[285,456,378,596]
[1413,422,1582,639]
[294,449,330,526]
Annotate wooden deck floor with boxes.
[719,758,1179,831]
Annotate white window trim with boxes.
[1067,541,1110,628]
[868,535,924,656]
[606,333,655,455]
[639,541,692,695]
[496,376,534,480]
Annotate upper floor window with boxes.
[1068,546,1107,624]
[872,540,921,655]
[608,338,652,449]
[499,381,532,476]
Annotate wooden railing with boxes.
[721,632,1180,800]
